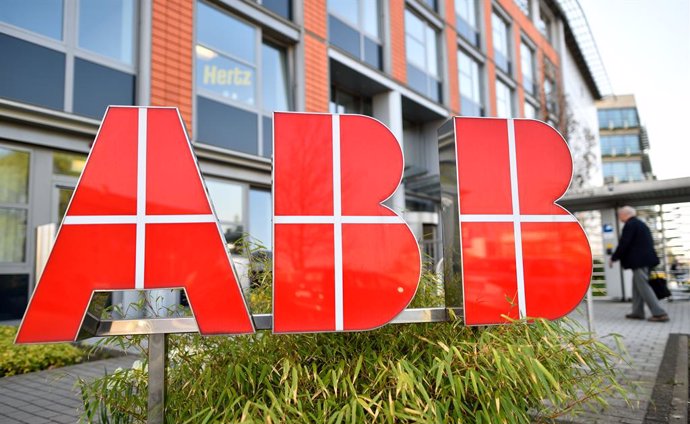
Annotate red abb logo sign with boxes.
[451,118,591,325]
[16,108,591,343]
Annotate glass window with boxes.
[261,44,288,112]
[195,1,291,157]
[0,0,63,40]
[538,6,552,43]
[492,13,511,74]
[78,0,134,64]
[327,0,381,69]
[602,161,643,183]
[53,152,87,177]
[0,147,30,204]
[520,42,535,95]
[0,209,27,262]
[524,101,537,119]
[544,76,557,114]
[330,86,373,115]
[0,34,65,110]
[514,0,530,16]
[258,0,292,20]
[197,2,256,64]
[495,79,513,118]
[458,50,483,116]
[197,97,259,155]
[73,58,136,119]
[405,10,441,101]
[0,274,29,320]
[328,0,359,25]
[600,135,640,156]
[57,187,74,222]
[196,46,256,106]
[455,0,479,46]
[0,146,29,264]
[206,179,245,247]
[422,0,438,11]
[0,2,136,116]
[249,188,271,247]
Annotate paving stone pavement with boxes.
[561,298,690,423]
[0,355,139,423]
[0,299,688,423]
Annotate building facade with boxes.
[0,0,604,319]
[596,94,653,185]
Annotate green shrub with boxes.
[79,316,627,423]
[0,325,85,377]
[79,255,628,423]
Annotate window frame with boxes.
[0,143,32,266]
[495,77,514,118]
[457,48,484,116]
[193,0,294,158]
[404,8,443,102]
[0,0,138,115]
[520,36,537,97]
[455,0,481,47]
[327,0,383,70]
[491,9,512,76]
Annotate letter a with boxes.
[272,113,421,333]
[16,107,254,343]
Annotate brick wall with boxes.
[150,0,194,130]
[390,0,407,84]
[304,0,329,112]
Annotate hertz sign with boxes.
[16,107,591,344]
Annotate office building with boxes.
[0,0,607,319]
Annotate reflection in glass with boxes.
[261,43,288,112]
[206,179,244,224]
[0,34,66,111]
[0,147,29,204]
[57,188,74,223]
[79,0,134,64]
[458,50,482,116]
[196,48,256,105]
[196,97,258,154]
[73,58,136,119]
[495,80,512,118]
[492,13,510,73]
[249,188,271,248]
[206,179,245,248]
[524,101,537,119]
[0,0,63,40]
[0,208,27,262]
[362,0,379,37]
[53,152,86,177]
[327,0,359,25]
[197,2,256,64]
[520,43,534,94]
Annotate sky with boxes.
[579,0,690,179]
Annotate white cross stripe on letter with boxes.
[274,114,407,331]
[457,118,577,319]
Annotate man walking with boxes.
[610,206,669,322]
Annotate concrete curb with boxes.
[644,333,688,423]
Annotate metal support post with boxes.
[585,285,595,334]
[148,333,167,424]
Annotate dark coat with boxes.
[612,216,660,269]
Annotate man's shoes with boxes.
[647,314,670,322]
[625,314,645,320]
